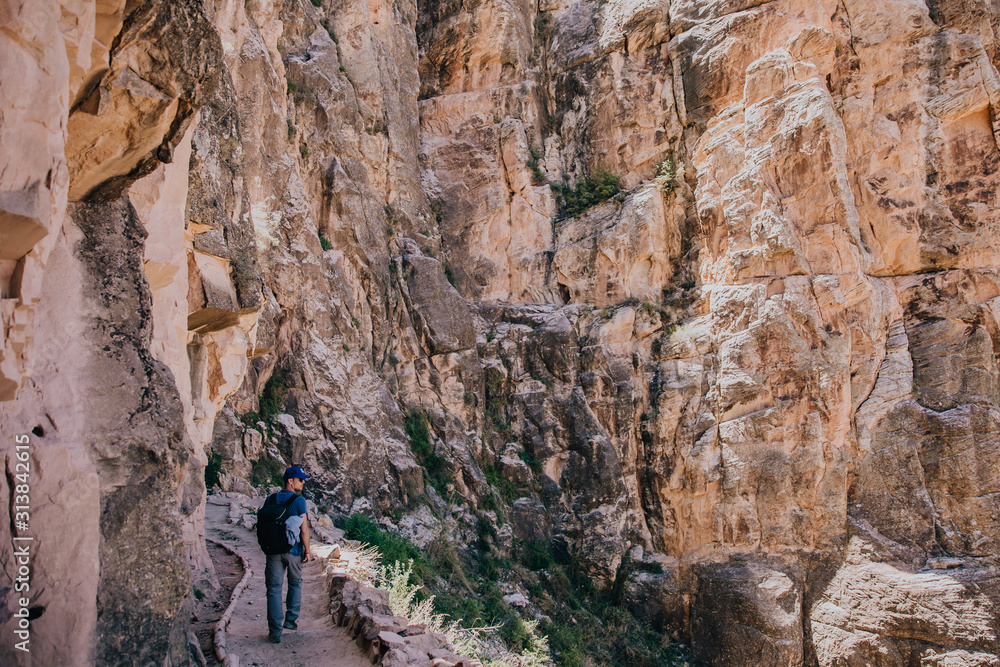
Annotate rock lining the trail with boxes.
[327,569,481,667]
[208,537,252,666]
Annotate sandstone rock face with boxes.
[5,0,1000,665]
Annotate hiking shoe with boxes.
[268,633,281,644]
[283,620,298,631]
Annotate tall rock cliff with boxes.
[3,0,1000,664]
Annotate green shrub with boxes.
[482,461,525,502]
[388,352,399,366]
[343,515,432,583]
[443,263,456,287]
[520,448,542,473]
[485,373,510,436]
[532,373,554,391]
[238,411,261,428]
[258,366,291,424]
[299,143,309,158]
[534,13,552,40]
[479,492,505,520]
[423,452,451,495]
[526,146,546,185]
[655,152,679,195]
[319,234,333,250]
[205,451,223,490]
[502,616,532,651]
[249,457,284,488]
[404,408,432,457]
[286,80,298,94]
[404,408,451,495]
[339,65,346,73]
[320,18,338,42]
[517,540,555,571]
[551,168,622,219]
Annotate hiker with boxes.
[259,466,313,644]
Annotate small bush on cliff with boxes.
[343,514,428,579]
[249,457,284,488]
[516,539,555,571]
[551,168,622,219]
[526,146,546,185]
[321,18,338,43]
[534,13,552,42]
[655,152,682,196]
[205,451,223,490]
[484,374,510,438]
[482,461,526,503]
[258,366,292,424]
[404,408,451,495]
[520,448,542,473]
[404,408,431,456]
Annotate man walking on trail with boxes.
[264,466,313,644]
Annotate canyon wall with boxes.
[3,0,1000,664]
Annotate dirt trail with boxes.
[205,495,370,667]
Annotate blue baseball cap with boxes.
[283,466,311,481]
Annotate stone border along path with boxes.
[206,537,252,665]
[205,494,371,667]
[327,570,482,667]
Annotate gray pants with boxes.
[265,552,303,636]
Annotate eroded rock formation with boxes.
[3,0,1000,664]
